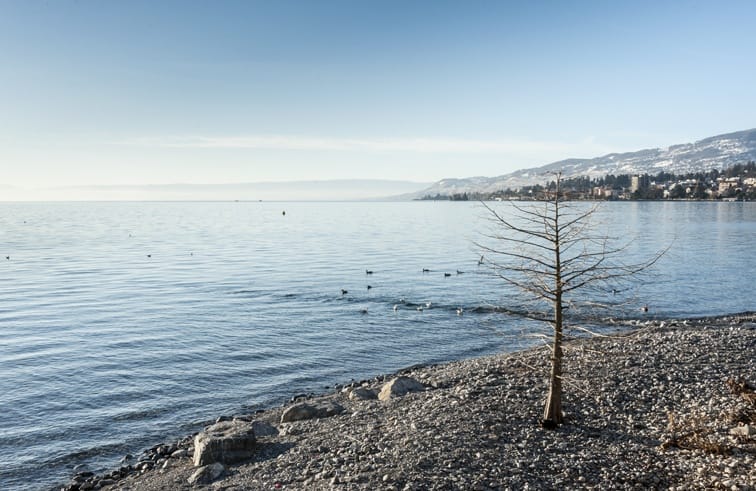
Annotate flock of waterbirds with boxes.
[347,266,477,316]
[6,246,651,315]
[4,235,478,317]
[5,250,489,317]
[347,261,652,317]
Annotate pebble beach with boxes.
[63,314,756,490]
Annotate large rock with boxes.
[280,400,345,423]
[187,462,225,485]
[251,420,279,437]
[349,387,378,400]
[378,376,425,401]
[193,420,256,467]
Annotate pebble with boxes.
[60,315,756,490]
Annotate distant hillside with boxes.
[410,128,756,198]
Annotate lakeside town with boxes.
[420,161,756,201]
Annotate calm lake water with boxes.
[0,201,754,490]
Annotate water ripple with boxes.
[0,201,753,490]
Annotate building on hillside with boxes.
[718,177,741,194]
[630,175,650,193]
[591,186,619,199]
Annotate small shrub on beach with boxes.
[662,376,756,454]
[726,377,756,405]
[661,411,731,455]
[725,377,756,425]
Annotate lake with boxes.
[0,201,754,490]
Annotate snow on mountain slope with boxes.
[413,128,756,197]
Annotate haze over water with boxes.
[0,201,754,490]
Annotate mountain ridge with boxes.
[410,128,756,198]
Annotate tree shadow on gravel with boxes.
[562,415,662,449]
[559,414,661,448]
[246,441,296,464]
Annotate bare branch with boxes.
[478,201,556,244]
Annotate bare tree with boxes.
[478,172,666,428]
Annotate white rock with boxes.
[729,424,755,436]
[349,387,377,400]
[378,376,425,401]
[187,462,225,485]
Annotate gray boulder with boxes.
[251,420,279,437]
[280,400,344,423]
[378,376,425,401]
[193,420,256,467]
[187,462,226,485]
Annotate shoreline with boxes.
[61,313,756,490]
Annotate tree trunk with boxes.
[542,296,563,428]
[543,178,564,428]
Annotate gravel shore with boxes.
[68,314,756,490]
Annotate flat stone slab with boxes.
[280,400,345,423]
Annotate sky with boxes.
[1,0,755,198]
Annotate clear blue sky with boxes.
[1,0,755,192]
